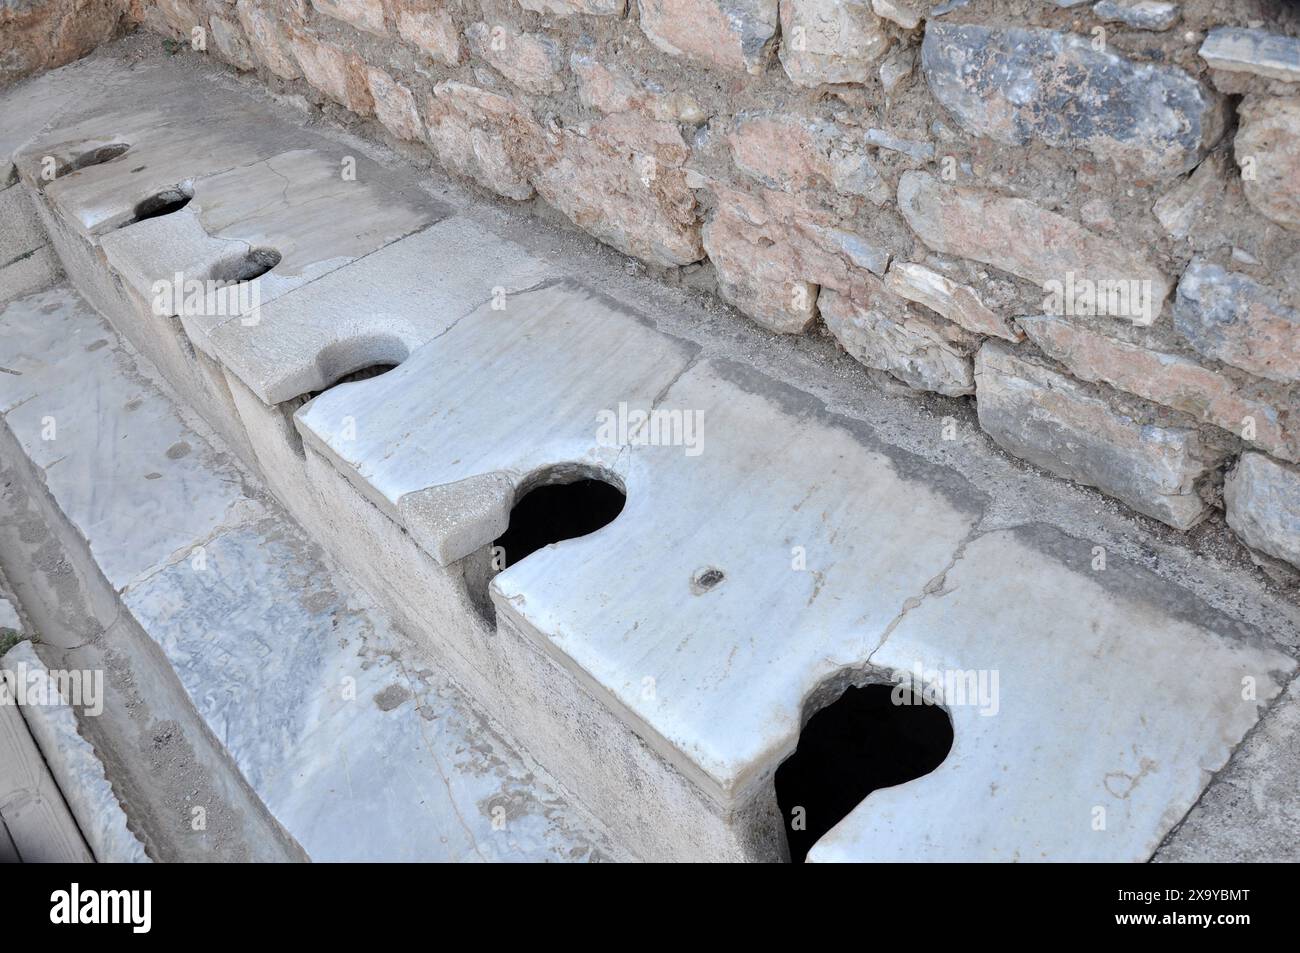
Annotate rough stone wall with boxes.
[0,0,133,86]
[23,0,1300,571]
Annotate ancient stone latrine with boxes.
[1,0,1299,865]
[5,0,1296,570]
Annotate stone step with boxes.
[3,50,1296,863]
[0,286,619,862]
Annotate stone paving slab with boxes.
[0,184,46,266]
[1155,678,1300,862]
[0,243,60,308]
[0,591,19,635]
[123,515,607,862]
[0,289,255,592]
[808,525,1292,862]
[0,285,618,862]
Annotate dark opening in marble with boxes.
[776,683,953,863]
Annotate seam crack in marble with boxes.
[865,523,983,661]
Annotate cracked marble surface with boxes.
[494,357,983,804]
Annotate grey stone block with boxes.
[974,342,1217,530]
[922,23,1225,177]
[1173,259,1300,385]
[1225,452,1300,569]
[1200,26,1300,83]
[1092,1,1179,32]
